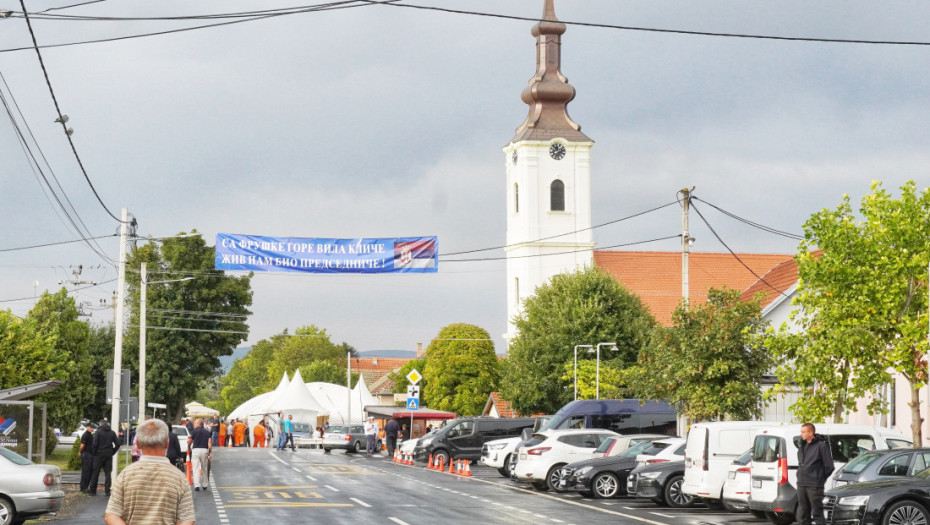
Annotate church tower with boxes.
[504,0,595,340]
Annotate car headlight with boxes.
[575,466,593,477]
[419,438,432,447]
[487,443,508,451]
[838,495,870,507]
[641,471,662,479]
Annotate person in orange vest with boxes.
[253,421,266,448]
[234,419,245,447]
[218,421,227,448]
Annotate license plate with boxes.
[753,479,762,488]
[834,480,848,487]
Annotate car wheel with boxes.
[592,472,621,499]
[496,454,512,478]
[722,498,747,513]
[348,441,358,454]
[883,500,930,525]
[664,475,695,508]
[704,499,725,510]
[652,496,666,505]
[765,511,795,525]
[0,497,15,525]
[750,510,768,520]
[547,464,569,492]
[433,449,450,468]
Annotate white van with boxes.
[749,424,911,524]
[682,421,775,507]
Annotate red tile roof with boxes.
[484,392,518,418]
[594,250,795,326]
[739,257,799,310]
[349,357,411,392]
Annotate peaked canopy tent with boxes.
[184,402,219,418]
[227,371,290,421]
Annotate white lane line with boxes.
[293,467,302,472]
[267,451,288,465]
[350,498,372,508]
[650,513,675,519]
[306,475,317,481]
[550,520,564,523]
[623,507,638,510]
[388,518,411,525]
[324,485,340,492]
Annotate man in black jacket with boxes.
[78,423,96,493]
[797,423,835,525]
[384,419,400,457]
[88,420,120,496]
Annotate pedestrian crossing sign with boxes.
[407,398,419,410]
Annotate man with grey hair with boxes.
[189,418,212,491]
[104,419,194,525]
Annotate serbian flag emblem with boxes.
[394,238,437,270]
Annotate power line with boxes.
[19,0,126,223]
[692,197,804,240]
[129,325,249,335]
[441,234,681,263]
[0,277,117,303]
[37,0,109,14]
[146,308,249,319]
[0,233,117,253]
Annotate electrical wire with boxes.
[692,197,804,240]
[441,234,681,263]
[689,201,789,298]
[0,233,117,253]
[0,277,117,303]
[129,325,248,335]
[146,308,249,319]
[19,0,126,223]
[37,0,108,14]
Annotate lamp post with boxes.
[595,342,619,399]
[139,262,193,423]
[573,345,593,400]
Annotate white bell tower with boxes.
[504,0,595,341]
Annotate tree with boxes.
[628,288,770,421]
[761,181,930,443]
[264,326,345,386]
[422,324,500,416]
[217,336,280,415]
[560,359,624,400]
[29,289,93,431]
[84,324,116,422]
[125,233,252,422]
[501,265,656,415]
[387,357,427,404]
[0,310,58,390]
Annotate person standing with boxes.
[243,423,251,448]
[89,419,120,496]
[210,417,220,447]
[189,419,212,492]
[104,418,195,525]
[384,419,399,457]
[184,418,194,434]
[218,421,226,448]
[165,428,182,472]
[276,413,286,451]
[233,419,245,447]
[253,421,266,448]
[79,423,96,493]
[283,415,295,452]
[364,416,378,456]
[401,424,410,441]
[797,423,835,525]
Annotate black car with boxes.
[558,439,660,498]
[627,460,695,508]
[414,416,535,464]
[832,448,930,489]
[824,467,930,525]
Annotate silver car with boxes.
[0,446,65,524]
[322,425,379,454]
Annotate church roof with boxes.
[510,0,592,144]
[593,250,795,326]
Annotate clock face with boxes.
[549,142,566,160]
[511,150,518,165]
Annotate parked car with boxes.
[832,447,930,488]
[322,424,378,454]
[480,416,551,477]
[558,436,670,498]
[512,428,619,491]
[414,416,535,464]
[749,424,911,525]
[627,460,696,508]
[721,449,754,513]
[538,399,678,435]
[60,425,87,446]
[291,423,314,448]
[634,437,686,467]
[824,467,930,525]
[0,445,65,524]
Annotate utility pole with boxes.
[110,207,129,480]
[681,187,694,308]
[139,262,147,425]
[347,351,352,424]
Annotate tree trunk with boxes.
[833,399,844,423]
[909,382,924,448]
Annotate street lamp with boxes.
[573,345,593,400]
[139,262,194,423]
[595,342,619,399]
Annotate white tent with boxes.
[306,377,377,424]
[226,371,290,420]
[268,369,328,424]
[184,402,219,417]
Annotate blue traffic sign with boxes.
[407,398,419,410]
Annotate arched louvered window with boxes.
[514,183,519,213]
[550,180,565,211]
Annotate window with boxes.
[878,453,912,476]
[448,421,474,438]
[550,180,565,211]
[514,183,519,213]
[752,436,782,463]
[911,453,930,475]
[590,414,633,433]
[555,415,586,429]
[514,278,520,305]
[826,435,875,463]
[841,452,880,474]
[641,442,672,456]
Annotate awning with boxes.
[364,405,456,420]
[0,380,63,401]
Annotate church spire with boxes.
[510,0,591,143]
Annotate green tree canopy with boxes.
[627,288,770,422]
[0,310,58,390]
[760,181,930,443]
[125,233,253,421]
[422,324,500,416]
[501,265,656,415]
[84,324,116,422]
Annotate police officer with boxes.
[78,423,96,493]
[88,419,119,496]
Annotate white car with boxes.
[513,429,619,491]
[635,437,686,467]
[480,436,521,477]
[721,449,752,512]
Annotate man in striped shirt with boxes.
[104,418,195,525]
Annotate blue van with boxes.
[538,399,678,435]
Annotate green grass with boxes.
[45,448,72,471]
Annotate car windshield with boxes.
[620,439,657,458]
[841,452,881,474]
[293,423,310,433]
[640,442,671,456]
[595,437,617,454]
[0,446,32,465]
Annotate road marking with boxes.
[388,518,411,525]
[324,485,340,492]
[267,451,288,465]
[293,467,302,472]
[224,503,353,508]
[350,498,372,507]
[650,513,675,518]
[306,475,317,481]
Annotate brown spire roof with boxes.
[510,0,592,144]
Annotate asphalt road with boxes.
[165,447,774,525]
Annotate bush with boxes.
[67,438,82,470]
[45,427,58,458]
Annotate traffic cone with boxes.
[462,460,472,477]
[185,451,193,485]
[393,450,399,463]
[407,453,414,466]
[426,454,434,469]
[456,459,463,475]
[438,457,445,472]
[448,458,455,473]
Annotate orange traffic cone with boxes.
[407,453,414,466]
[456,459,463,475]
[448,458,455,473]
[462,460,472,477]
[426,454,434,469]
[185,451,193,485]
[393,450,400,463]
[438,457,445,472]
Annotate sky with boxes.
[1,0,928,355]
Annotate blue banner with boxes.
[215,234,438,274]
